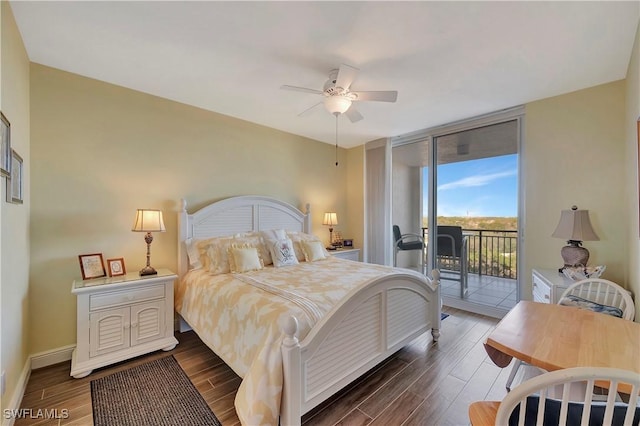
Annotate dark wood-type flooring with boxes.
[15,307,513,425]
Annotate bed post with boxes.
[281,315,302,426]
[178,199,189,278]
[431,269,441,342]
[303,203,311,234]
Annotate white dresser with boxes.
[531,268,574,304]
[70,268,178,378]
[330,248,361,261]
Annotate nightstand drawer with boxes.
[90,284,165,310]
[532,274,551,303]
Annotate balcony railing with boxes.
[422,228,518,279]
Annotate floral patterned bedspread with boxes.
[175,257,427,425]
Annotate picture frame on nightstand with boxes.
[78,253,106,280]
[107,258,126,277]
[343,239,353,247]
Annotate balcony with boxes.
[422,227,518,314]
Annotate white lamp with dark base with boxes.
[551,205,599,272]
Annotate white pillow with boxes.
[267,238,299,267]
[228,245,263,273]
[301,240,327,262]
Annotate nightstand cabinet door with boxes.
[90,307,130,357]
[131,300,165,346]
[71,269,178,378]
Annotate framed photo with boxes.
[343,238,353,247]
[6,149,23,204]
[107,258,126,277]
[78,253,107,280]
[1,112,10,177]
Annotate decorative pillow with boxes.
[287,231,323,262]
[234,232,273,266]
[267,238,299,267]
[204,236,237,275]
[559,294,624,318]
[301,240,327,262]
[228,244,263,273]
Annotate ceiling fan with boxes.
[280,64,398,122]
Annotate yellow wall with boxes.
[29,64,350,353]
[1,1,31,414]
[524,81,627,297]
[624,22,640,322]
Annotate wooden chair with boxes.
[470,366,640,426]
[505,278,635,391]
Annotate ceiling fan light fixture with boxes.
[324,96,351,115]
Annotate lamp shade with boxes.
[132,209,166,233]
[551,206,598,242]
[322,212,338,227]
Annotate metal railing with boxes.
[422,228,518,279]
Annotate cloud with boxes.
[438,169,516,191]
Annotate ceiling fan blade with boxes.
[352,90,398,102]
[280,85,323,95]
[345,105,364,123]
[298,102,322,117]
[335,64,359,90]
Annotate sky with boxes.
[423,154,518,217]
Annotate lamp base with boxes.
[558,243,589,272]
[139,266,158,276]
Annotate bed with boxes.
[176,195,441,425]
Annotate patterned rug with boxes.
[91,356,221,426]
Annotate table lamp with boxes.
[551,205,599,272]
[322,212,338,249]
[132,209,166,276]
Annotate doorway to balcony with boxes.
[392,112,522,318]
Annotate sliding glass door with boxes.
[391,109,522,317]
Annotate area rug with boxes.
[91,356,221,426]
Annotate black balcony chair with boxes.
[436,226,469,297]
[393,225,425,272]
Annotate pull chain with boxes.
[335,113,339,166]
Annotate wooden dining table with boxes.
[484,300,640,393]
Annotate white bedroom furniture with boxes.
[70,269,178,378]
[531,268,573,303]
[177,195,441,426]
[329,247,360,261]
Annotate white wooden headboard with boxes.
[178,195,311,277]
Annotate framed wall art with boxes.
[1,112,10,177]
[107,258,126,277]
[78,253,107,280]
[6,149,23,204]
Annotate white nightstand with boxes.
[330,248,360,261]
[531,268,574,304]
[70,268,178,378]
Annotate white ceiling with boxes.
[9,1,640,148]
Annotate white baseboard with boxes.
[30,345,75,370]
[2,345,75,426]
[1,357,31,426]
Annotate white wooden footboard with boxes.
[280,270,440,426]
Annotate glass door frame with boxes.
[392,106,525,310]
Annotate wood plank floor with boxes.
[14,308,512,425]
